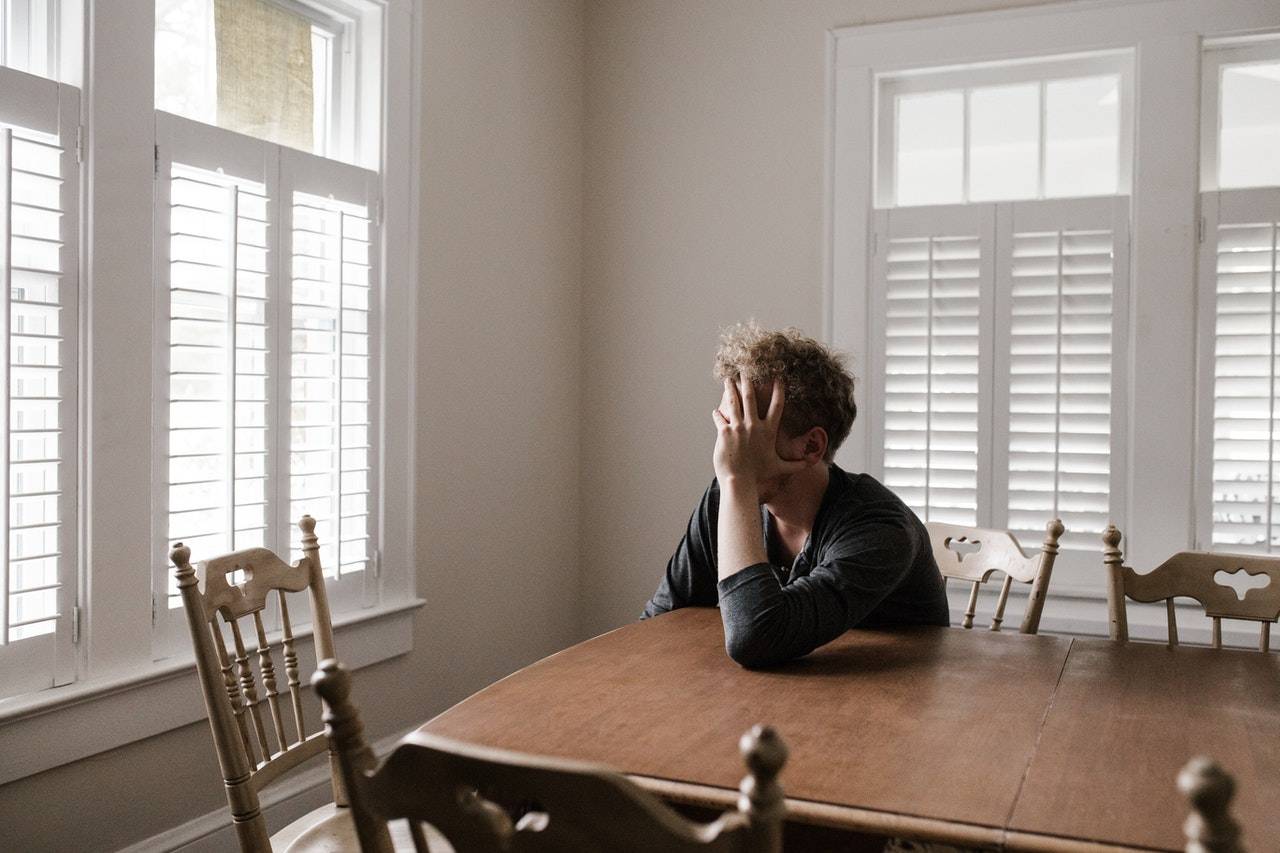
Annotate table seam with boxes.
[1000,636,1075,851]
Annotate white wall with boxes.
[0,1,586,849]
[579,0,1066,636]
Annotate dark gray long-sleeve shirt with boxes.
[643,465,950,667]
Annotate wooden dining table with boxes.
[418,608,1280,851]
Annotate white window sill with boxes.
[0,597,424,786]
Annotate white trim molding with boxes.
[0,597,422,786]
[114,726,416,853]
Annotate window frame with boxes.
[831,0,1280,639]
[0,0,421,785]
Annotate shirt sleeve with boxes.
[716,520,918,667]
[642,480,721,618]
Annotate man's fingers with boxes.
[766,377,785,423]
[712,408,728,428]
[723,377,743,424]
[739,376,757,425]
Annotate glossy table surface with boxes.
[419,608,1280,851]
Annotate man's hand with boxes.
[711,376,807,495]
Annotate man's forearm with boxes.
[716,477,767,581]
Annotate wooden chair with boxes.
[310,659,790,853]
[926,519,1065,634]
[172,515,348,852]
[1102,525,1280,650]
[1179,756,1244,852]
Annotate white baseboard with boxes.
[115,728,413,853]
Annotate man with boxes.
[644,322,949,667]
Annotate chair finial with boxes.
[1103,523,1122,551]
[738,725,787,824]
[1178,756,1243,853]
[1045,517,1065,542]
[313,658,351,707]
[171,542,197,588]
[299,514,317,536]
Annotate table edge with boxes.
[631,774,1005,847]
[631,777,1167,852]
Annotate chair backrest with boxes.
[312,660,789,853]
[1102,524,1280,651]
[926,519,1065,634]
[1179,756,1244,853]
[171,515,340,853]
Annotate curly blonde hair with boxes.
[713,321,857,461]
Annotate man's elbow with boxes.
[724,629,784,669]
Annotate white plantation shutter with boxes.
[281,149,378,604]
[1200,188,1280,552]
[153,117,381,651]
[0,69,78,699]
[873,198,1129,576]
[997,198,1129,551]
[154,114,278,649]
[873,206,994,526]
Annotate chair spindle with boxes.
[1211,617,1222,650]
[253,611,289,752]
[990,575,1014,632]
[230,618,273,761]
[1261,622,1271,654]
[278,590,307,744]
[963,581,980,629]
[1166,599,1179,647]
[213,622,258,765]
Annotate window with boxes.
[155,0,380,166]
[0,66,78,700]
[1197,38,1280,553]
[834,2,1280,624]
[868,54,1132,561]
[0,0,415,783]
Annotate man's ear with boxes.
[802,427,828,463]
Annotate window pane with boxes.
[895,91,963,207]
[1044,75,1119,198]
[1220,62,1280,190]
[156,0,320,154]
[2,0,54,79]
[156,0,217,124]
[969,83,1039,202]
